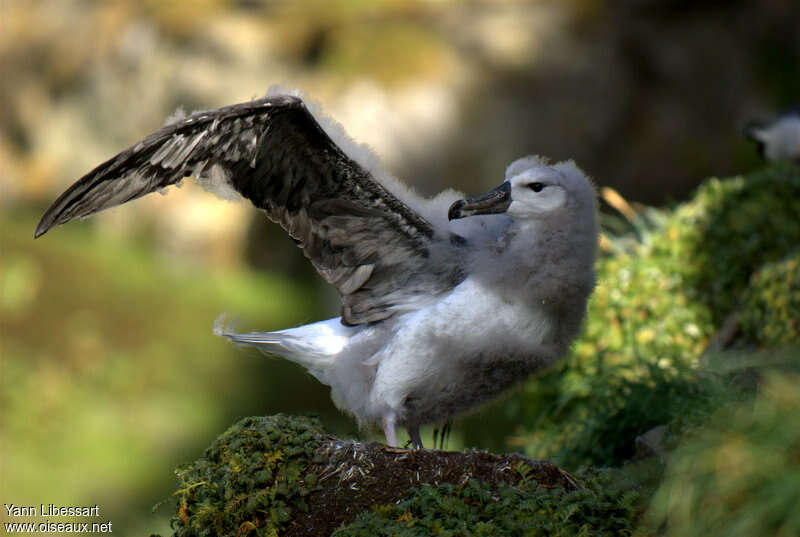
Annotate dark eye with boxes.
[528,182,544,192]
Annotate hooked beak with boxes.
[448,182,511,220]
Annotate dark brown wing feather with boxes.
[35,95,463,325]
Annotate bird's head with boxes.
[448,156,595,222]
[744,114,800,163]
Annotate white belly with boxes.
[368,277,554,420]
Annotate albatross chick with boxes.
[35,93,598,448]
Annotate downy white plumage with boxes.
[35,92,598,448]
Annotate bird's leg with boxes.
[382,411,398,447]
[433,422,449,449]
[441,421,452,450]
[408,426,424,450]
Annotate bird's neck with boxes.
[493,212,597,302]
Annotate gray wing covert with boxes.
[35,95,464,325]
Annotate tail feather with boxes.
[222,330,290,351]
[213,315,353,382]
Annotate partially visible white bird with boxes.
[35,92,598,448]
[745,108,800,163]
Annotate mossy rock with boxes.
[170,414,326,537]
[161,414,645,537]
[739,251,800,346]
[660,163,800,326]
[581,161,800,372]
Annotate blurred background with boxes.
[1,0,798,535]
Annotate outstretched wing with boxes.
[35,95,464,325]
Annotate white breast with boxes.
[367,277,553,418]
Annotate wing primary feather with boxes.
[34,94,466,325]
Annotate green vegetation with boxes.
[335,469,640,537]
[157,413,643,537]
[662,163,800,326]
[171,415,325,537]
[646,370,800,537]
[739,251,800,346]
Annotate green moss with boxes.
[578,161,800,373]
[739,251,800,346]
[588,162,800,366]
[646,371,800,537]
[334,468,641,537]
[170,415,325,537]
[562,367,742,468]
[656,163,800,326]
